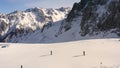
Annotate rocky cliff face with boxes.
[59,0,120,36]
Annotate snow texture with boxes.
[0,39,120,68]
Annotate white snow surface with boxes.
[0,39,120,68]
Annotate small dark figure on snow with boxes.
[83,51,86,56]
[21,65,23,68]
[50,50,53,55]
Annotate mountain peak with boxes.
[0,0,120,43]
[0,7,71,42]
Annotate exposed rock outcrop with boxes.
[60,0,120,36]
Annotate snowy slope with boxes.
[9,18,119,43]
[0,39,120,68]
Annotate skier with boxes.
[21,65,23,68]
[83,51,86,56]
[50,50,53,55]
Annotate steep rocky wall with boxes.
[59,0,120,36]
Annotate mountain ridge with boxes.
[0,7,71,42]
[0,0,120,43]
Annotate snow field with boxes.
[0,39,120,68]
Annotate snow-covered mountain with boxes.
[0,0,120,43]
[0,7,71,42]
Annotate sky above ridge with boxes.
[0,0,79,13]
